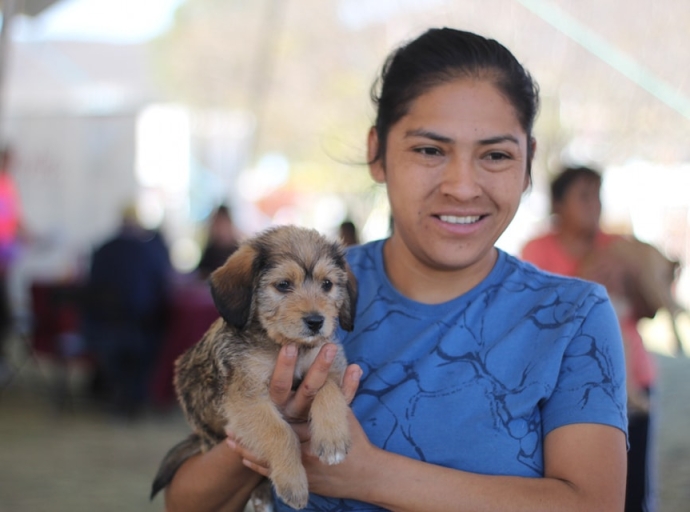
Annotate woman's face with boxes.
[554,177,602,236]
[369,78,531,276]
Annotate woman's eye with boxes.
[322,279,333,292]
[485,151,511,161]
[275,280,292,293]
[415,146,442,157]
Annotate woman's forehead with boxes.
[393,79,526,142]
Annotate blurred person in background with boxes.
[521,164,658,512]
[195,204,242,280]
[84,203,172,419]
[0,146,27,384]
[338,219,360,247]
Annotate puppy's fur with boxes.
[151,225,357,510]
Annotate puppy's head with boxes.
[209,225,357,345]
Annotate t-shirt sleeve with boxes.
[540,286,628,437]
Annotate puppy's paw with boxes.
[271,465,309,510]
[312,432,351,465]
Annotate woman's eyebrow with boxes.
[478,135,520,146]
[404,129,453,144]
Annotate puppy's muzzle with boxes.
[303,313,325,335]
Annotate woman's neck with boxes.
[381,238,497,305]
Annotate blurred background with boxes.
[0,0,689,511]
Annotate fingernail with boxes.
[353,367,363,382]
[285,344,297,357]
[226,439,236,450]
[324,345,336,362]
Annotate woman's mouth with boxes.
[438,214,483,225]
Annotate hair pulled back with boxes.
[370,28,540,172]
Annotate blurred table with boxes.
[29,280,86,358]
[150,277,219,408]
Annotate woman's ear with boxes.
[368,127,386,184]
[524,137,537,192]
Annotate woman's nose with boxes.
[438,157,482,199]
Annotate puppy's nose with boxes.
[304,313,324,334]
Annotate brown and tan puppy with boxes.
[151,225,358,509]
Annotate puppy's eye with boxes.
[322,279,333,292]
[275,280,292,293]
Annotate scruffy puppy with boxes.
[151,225,358,510]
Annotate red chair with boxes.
[25,281,93,409]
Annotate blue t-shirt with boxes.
[276,240,628,511]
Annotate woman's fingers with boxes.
[226,432,271,477]
[342,364,362,405]
[269,344,299,406]
[268,344,362,422]
[240,458,270,477]
[282,343,338,421]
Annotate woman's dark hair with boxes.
[370,28,540,175]
[550,165,602,207]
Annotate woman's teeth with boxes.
[439,215,481,224]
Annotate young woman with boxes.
[164,28,628,512]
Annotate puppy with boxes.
[151,225,358,510]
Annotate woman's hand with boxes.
[229,406,377,503]
[269,343,361,421]
[299,408,377,500]
[226,343,363,477]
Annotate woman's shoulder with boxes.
[345,239,383,271]
[502,250,609,301]
[498,252,618,338]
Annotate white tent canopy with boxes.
[1,0,64,123]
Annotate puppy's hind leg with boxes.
[226,397,309,509]
[309,378,351,465]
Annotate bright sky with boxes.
[11,0,185,44]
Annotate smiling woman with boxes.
[163,28,628,512]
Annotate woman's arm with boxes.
[239,410,626,512]
[164,440,262,512]
[313,414,625,512]
[235,347,626,512]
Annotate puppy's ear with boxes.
[338,264,358,332]
[209,244,258,329]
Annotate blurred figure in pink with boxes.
[0,147,26,383]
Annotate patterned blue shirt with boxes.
[276,240,628,511]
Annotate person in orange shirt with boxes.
[521,165,656,512]
[0,147,25,384]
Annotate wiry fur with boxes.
[151,225,358,510]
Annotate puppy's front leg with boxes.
[309,377,351,465]
[225,397,309,509]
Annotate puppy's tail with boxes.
[151,433,203,500]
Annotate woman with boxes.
[164,28,627,512]
[522,165,656,512]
